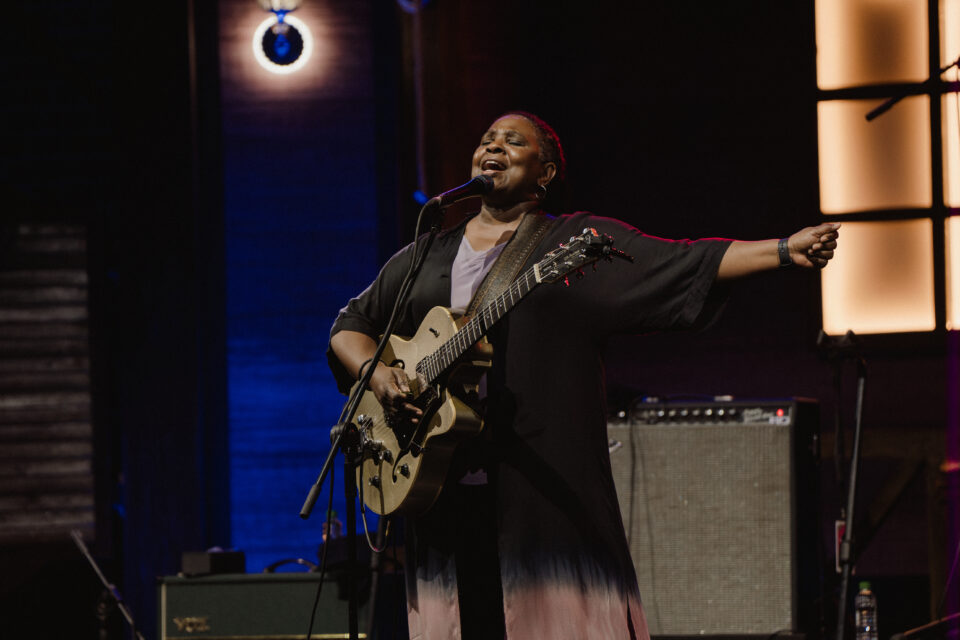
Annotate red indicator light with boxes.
[776,408,784,417]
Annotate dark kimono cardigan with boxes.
[328,212,731,640]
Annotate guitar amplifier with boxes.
[607,398,821,637]
[158,572,371,640]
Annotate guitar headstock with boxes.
[533,228,630,284]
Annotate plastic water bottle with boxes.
[854,581,878,640]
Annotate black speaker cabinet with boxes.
[158,572,370,640]
[608,398,820,637]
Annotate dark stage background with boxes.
[1,1,955,638]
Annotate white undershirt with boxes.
[449,235,506,485]
[449,235,507,314]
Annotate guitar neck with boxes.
[417,265,541,383]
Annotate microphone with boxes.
[426,175,494,208]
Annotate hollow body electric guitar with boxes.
[351,228,630,515]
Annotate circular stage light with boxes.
[252,14,313,75]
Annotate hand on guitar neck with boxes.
[331,330,424,424]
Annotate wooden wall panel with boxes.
[0,223,94,544]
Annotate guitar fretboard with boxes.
[416,267,540,383]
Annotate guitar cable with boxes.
[358,459,390,553]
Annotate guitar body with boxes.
[353,306,492,516]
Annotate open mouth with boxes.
[481,159,506,172]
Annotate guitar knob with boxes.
[380,449,393,463]
[399,464,410,477]
[369,475,380,488]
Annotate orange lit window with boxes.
[948,217,960,330]
[816,0,928,90]
[822,220,936,335]
[944,93,960,208]
[816,0,956,334]
[818,97,932,213]
[941,0,960,69]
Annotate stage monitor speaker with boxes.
[608,398,820,637]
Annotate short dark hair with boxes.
[500,111,567,183]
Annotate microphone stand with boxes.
[70,530,146,640]
[299,200,444,640]
[817,331,868,640]
[865,55,960,121]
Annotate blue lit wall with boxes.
[219,0,382,572]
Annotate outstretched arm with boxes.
[716,222,840,281]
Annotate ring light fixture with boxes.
[252,8,313,74]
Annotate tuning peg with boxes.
[605,246,635,263]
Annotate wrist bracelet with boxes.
[357,357,375,379]
[777,237,793,268]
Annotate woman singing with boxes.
[327,112,838,640]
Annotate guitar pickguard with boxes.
[388,384,440,455]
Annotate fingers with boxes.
[805,243,835,268]
[809,239,838,252]
[792,223,840,269]
[807,251,833,264]
[811,222,841,236]
[373,367,423,422]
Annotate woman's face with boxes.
[471,115,555,206]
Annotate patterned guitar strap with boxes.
[464,211,554,318]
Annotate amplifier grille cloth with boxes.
[608,420,795,635]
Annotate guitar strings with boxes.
[419,267,538,383]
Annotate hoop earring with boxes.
[536,184,548,201]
